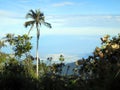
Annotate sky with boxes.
[0,0,120,63]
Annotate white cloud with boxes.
[52,1,74,7]
[47,15,120,28]
[1,9,120,37]
[0,10,18,18]
[114,16,120,22]
[0,9,26,36]
[38,15,120,36]
[0,10,24,27]
[40,27,120,36]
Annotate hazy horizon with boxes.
[1,34,101,63]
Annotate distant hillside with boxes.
[62,62,81,75]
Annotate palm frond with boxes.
[36,9,41,16]
[26,9,36,19]
[24,20,35,27]
[26,13,34,19]
[30,9,36,17]
[40,12,44,17]
[43,22,52,28]
[30,9,37,19]
[36,9,45,21]
[39,16,45,21]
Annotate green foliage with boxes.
[0,40,6,49]
[0,58,38,90]
[13,34,32,57]
[76,34,120,90]
[0,32,120,89]
[0,52,7,64]
[0,40,7,71]
[22,56,36,78]
[59,54,64,62]
[5,34,32,57]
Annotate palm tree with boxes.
[24,9,52,77]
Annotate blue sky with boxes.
[0,0,120,63]
[0,0,120,36]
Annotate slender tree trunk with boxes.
[36,25,40,77]
[36,38,39,77]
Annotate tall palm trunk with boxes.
[36,38,39,77]
[36,25,40,77]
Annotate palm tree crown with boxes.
[24,9,51,37]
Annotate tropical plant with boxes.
[59,54,64,63]
[0,40,7,66]
[0,40,6,49]
[76,34,120,90]
[24,9,52,77]
[5,33,15,45]
[4,34,32,58]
